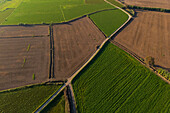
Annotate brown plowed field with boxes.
[53,17,105,80]
[124,0,170,9]
[0,25,49,37]
[113,11,170,70]
[0,36,50,90]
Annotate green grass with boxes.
[0,84,61,113]
[0,0,23,11]
[2,0,114,25]
[0,8,14,24]
[85,0,106,4]
[40,91,65,113]
[89,9,128,37]
[72,42,170,113]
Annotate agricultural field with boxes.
[114,10,170,71]
[53,17,105,80]
[0,8,14,24]
[0,26,50,90]
[40,91,65,113]
[72,42,170,113]
[89,9,128,37]
[124,0,170,9]
[0,84,61,113]
[0,25,49,37]
[1,0,114,25]
[107,0,124,8]
[0,0,22,11]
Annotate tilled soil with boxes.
[0,25,49,38]
[0,36,50,90]
[53,17,105,80]
[124,0,170,9]
[113,10,170,70]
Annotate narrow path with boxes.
[68,84,77,113]
[34,1,132,112]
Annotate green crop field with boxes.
[89,9,128,37]
[40,91,65,113]
[1,0,114,25]
[0,84,61,113]
[72,42,170,113]
[107,0,124,8]
[0,0,22,11]
[0,8,14,23]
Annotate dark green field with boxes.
[72,42,170,113]
[0,8,14,23]
[89,9,128,37]
[40,91,65,113]
[0,84,61,113]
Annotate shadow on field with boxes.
[154,65,170,72]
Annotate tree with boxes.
[145,56,155,67]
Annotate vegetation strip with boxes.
[127,5,170,13]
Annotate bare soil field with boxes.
[0,25,49,38]
[53,17,105,80]
[113,10,170,71]
[124,0,170,9]
[0,36,50,90]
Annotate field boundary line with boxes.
[68,83,77,113]
[34,0,132,112]
[0,0,24,25]
[60,5,66,22]
[0,35,49,39]
[112,41,170,84]
[34,84,66,113]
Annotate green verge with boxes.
[72,42,170,113]
[89,9,128,37]
[0,8,14,24]
[2,0,113,25]
[0,84,61,113]
[40,91,65,113]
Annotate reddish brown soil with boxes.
[124,0,170,9]
[0,25,49,37]
[53,17,105,80]
[0,36,50,91]
[113,11,170,70]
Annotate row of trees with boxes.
[127,5,170,13]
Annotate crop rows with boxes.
[72,42,170,113]
[0,84,61,113]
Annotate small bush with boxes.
[32,73,35,80]
[27,44,30,52]
[145,56,154,67]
